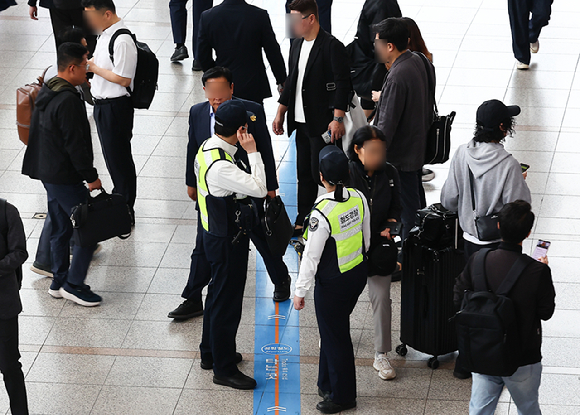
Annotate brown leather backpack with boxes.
[16,66,51,145]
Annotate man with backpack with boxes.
[0,199,29,415]
[453,200,556,415]
[83,0,138,224]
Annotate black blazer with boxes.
[197,0,287,103]
[185,97,278,192]
[279,28,351,138]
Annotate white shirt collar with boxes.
[102,19,126,36]
[206,134,238,158]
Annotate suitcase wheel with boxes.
[395,344,408,357]
[427,356,440,370]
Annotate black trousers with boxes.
[169,0,212,57]
[507,0,553,64]
[199,230,249,377]
[94,97,137,213]
[182,210,289,302]
[0,316,28,415]
[315,262,367,404]
[398,169,426,245]
[295,123,329,226]
[49,7,96,56]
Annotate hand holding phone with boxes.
[321,130,332,144]
[532,239,550,262]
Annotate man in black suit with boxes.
[168,67,291,320]
[273,0,351,235]
[196,0,287,105]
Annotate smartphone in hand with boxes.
[521,163,530,173]
[321,130,332,144]
[385,222,402,236]
[532,239,550,261]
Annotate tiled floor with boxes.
[1,0,580,414]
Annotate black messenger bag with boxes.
[261,196,293,257]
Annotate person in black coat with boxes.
[0,199,29,415]
[196,0,287,105]
[167,67,291,321]
[273,0,351,234]
[347,125,402,382]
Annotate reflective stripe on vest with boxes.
[310,188,365,273]
[195,140,234,232]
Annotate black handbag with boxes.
[468,169,500,242]
[414,51,456,165]
[414,203,463,249]
[368,237,398,276]
[70,190,132,247]
[261,196,293,257]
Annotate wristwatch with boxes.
[333,116,344,123]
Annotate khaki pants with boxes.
[367,275,392,353]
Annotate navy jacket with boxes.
[197,0,287,103]
[185,97,278,192]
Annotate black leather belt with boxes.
[93,96,130,105]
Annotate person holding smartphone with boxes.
[347,125,402,381]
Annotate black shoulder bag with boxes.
[468,168,500,242]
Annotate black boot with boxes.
[273,276,291,302]
[167,299,203,320]
[316,400,356,414]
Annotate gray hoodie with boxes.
[441,139,531,244]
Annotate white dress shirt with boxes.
[199,134,268,199]
[91,19,138,99]
[294,39,315,124]
[209,104,216,136]
[294,188,371,298]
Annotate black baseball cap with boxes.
[319,145,348,185]
[476,99,520,130]
[214,100,254,131]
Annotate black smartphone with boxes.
[521,163,530,173]
[386,222,402,236]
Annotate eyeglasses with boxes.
[291,13,312,23]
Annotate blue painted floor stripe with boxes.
[253,132,301,415]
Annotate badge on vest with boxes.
[338,206,360,232]
[309,217,319,232]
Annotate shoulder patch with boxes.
[309,217,319,232]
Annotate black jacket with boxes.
[279,28,351,138]
[28,0,81,10]
[22,77,98,185]
[348,160,401,251]
[0,200,28,320]
[454,242,556,368]
[197,0,287,103]
[185,97,278,192]
[373,51,435,172]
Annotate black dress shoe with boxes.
[273,276,291,302]
[200,352,243,370]
[317,387,331,401]
[192,60,203,71]
[167,299,203,320]
[170,45,189,62]
[213,371,257,390]
[316,400,356,414]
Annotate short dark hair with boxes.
[498,200,535,244]
[289,0,318,20]
[82,0,116,13]
[373,17,409,52]
[57,42,89,72]
[474,117,516,143]
[214,123,238,138]
[59,27,85,45]
[202,67,233,86]
[348,125,386,161]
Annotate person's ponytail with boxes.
[334,183,345,202]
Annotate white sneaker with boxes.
[373,354,396,380]
[516,61,530,70]
[48,288,63,299]
[530,40,539,53]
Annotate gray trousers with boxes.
[367,275,392,353]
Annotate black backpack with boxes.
[109,29,159,109]
[454,248,533,377]
[0,198,23,289]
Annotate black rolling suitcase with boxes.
[395,204,465,369]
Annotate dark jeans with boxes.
[315,262,367,404]
[182,210,288,302]
[169,0,212,56]
[43,182,95,288]
[49,7,96,56]
[0,316,28,415]
[35,215,53,267]
[94,96,136,213]
[507,0,553,64]
[295,123,329,226]
[398,169,426,246]
[199,230,249,377]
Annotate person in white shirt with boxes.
[83,0,138,223]
[293,145,370,414]
[194,100,266,391]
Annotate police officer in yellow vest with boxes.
[195,100,267,390]
[294,146,371,414]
